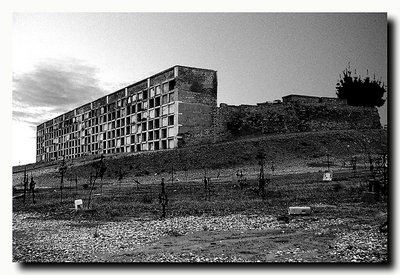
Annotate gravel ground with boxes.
[13,212,388,263]
[13,213,281,262]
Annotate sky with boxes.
[11,12,387,166]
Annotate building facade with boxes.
[36,65,218,162]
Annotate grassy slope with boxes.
[13,129,387,188]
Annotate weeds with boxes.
[13,169,375,222]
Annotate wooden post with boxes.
[75,172,78,201]
[23,167,27,204]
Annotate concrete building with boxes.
[36,65,218,162]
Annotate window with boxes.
[168,115,174,126]
[168,139,175,149]
[148,131,153,141]
[149,98,155,108]
[162,94,168,105]
[142,133,147,141]
[168,127,175,137]
[169,104,175,114]
[150,88,155,98]
[161,128,167,140]
[169,92,175,102]
[148,120,154,130]
[162,117,168,127]
[155,108,160,117]
[169,79,176,91]
[149,109,155,119]
[162,105,168,116]
[163,82,169,93]
[155,97,161,107]
[155,119,160,128]
[142,122,147,131]
[143,90,148,100]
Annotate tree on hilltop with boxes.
[336,66,386,107]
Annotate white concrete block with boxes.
[288,206,311,215]
[74,199,83,211]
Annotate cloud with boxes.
[12,58,108,128]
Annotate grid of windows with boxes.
[36,78,177,161]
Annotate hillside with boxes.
[12,129,387,188]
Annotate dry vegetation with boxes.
[12,130,388,263]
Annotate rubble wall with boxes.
[179,101,382,146]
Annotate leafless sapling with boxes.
[158,178,168,219]
[29,174,36,204]
[23,167,28,204]
[58,156,67,203]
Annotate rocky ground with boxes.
[13,206,388,263]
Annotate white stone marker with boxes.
[75,199,83,211]
[323,171,333,181]
[288,206,311,215]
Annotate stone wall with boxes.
[177,102,214,146]
[178,100,382,146]
[176,66,217,107]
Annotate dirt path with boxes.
[107,228,336,262]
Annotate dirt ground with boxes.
[13,196,388,263]
[12,155,388,263]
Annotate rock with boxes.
[288,206,311,215]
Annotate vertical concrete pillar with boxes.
[174,66,179,78]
